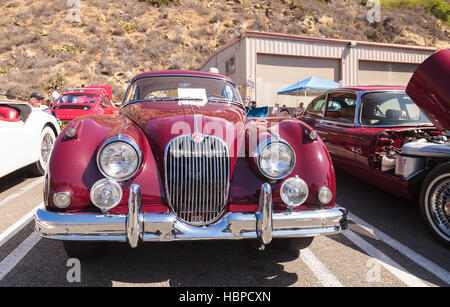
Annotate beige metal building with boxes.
[200,31,436,108]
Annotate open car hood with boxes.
[406,49,450,131]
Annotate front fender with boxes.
[45,114,165,213]
[228,119,336,212]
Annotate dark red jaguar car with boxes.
[35,70,347,259]
[300,49,450,246]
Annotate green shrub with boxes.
[380,0,449,23]
[0,66,8,76]
[49,43,76,57]
[44,75,67,93]
[118,21,138,34]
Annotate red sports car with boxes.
[300,49,450,246]
[35,70,347,259]
[50,85,120,129]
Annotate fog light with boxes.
[90,179,122,212]
[318,187,333,205]
[309,130,317,140]
[280,176,309,207]
[53,191,72,209]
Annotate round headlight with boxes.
[90,179,123,211]
[257,139,295,179]
[280,176,309,207]
[318,187,333,205]
[97,138,142,181]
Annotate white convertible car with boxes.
[0,102,60,178]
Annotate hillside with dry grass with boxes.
[0,0,448,101]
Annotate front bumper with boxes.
[35,184,348,248]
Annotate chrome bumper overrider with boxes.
[35,183,348,248]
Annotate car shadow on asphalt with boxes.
[72,240,300,287]
[0,167,41,193]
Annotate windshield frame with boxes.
[121,74,245,110]
[357,90,433,128]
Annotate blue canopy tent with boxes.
[277,76,339,104]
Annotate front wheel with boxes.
[29,126,56,176]
[420,163,450,247]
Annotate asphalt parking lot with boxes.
[0,168,448,287]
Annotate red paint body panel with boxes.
[406,49,450,131]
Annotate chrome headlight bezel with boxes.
[90,178,123,211]
[96,136,143,181]
[280,176,309,207]
[255,137,296,180]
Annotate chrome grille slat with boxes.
[165,135,230,225]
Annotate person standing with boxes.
[50,86,60,107]
[29,93,49,112]
[294,102,305,117]
[280,104,291,118]
[271,102,281,117]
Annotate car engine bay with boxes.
[374,128,450,179]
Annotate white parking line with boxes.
[348,212,450,285]
[0,203,44,248]
[300,248,343,287]
[0,177,44,209]
[343,229,429,287]
[0,233,41,282]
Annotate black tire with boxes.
[29,126,56,176]
[63,242,104,261]
[419,163,450,247]
[271,237,314,252]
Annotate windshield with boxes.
[360,92,432,127]
[123,76,243,106]
[57,94,99,104]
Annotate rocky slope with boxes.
[0,0,448,101]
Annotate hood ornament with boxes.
[192,132,204,143]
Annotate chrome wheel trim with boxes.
[425,174,450,241]
[40,130,55,168]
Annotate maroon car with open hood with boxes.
[300,49,450,246]
[34,70,347,259]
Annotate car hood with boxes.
[121,101,247,173]
[406,49,450,131]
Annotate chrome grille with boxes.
[165,135,230,225]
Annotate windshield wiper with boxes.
[208,97,245,109]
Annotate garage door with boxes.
[358,61,419,86]
[256,54,340,108]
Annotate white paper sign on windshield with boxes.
[177,88,208,106]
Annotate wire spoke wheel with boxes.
[41,132,54,165]
[429,176,450,238]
